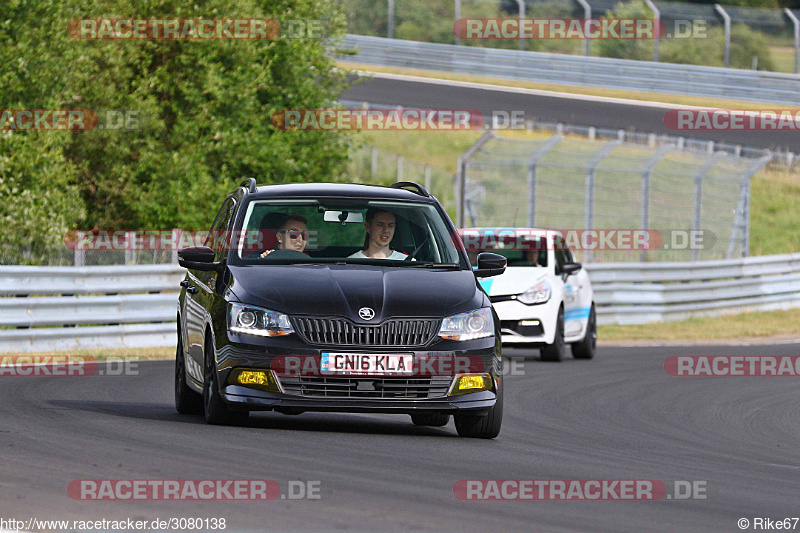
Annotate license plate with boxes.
[321,353,413,375]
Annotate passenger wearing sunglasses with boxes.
[259,214,308,258]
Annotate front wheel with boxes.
[454,382,503,439]
[540,306,565,362]
[572,304,596,360]
[203,335,249,426]
[175,333,202,415]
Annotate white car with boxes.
[460,228,596,361]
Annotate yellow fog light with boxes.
[450,373,493,395]
[229,369,280,392]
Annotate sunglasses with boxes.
[280,229,309,240]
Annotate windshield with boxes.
[229,198,467,267]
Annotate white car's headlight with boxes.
[438,308,494,341]
[228,303,294,337]
[517,280,551,305]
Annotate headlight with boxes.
[228,303,294,337]
[438,308,494,341]
[517,280,551,305]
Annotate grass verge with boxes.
[599,308,800,343]
[1,346,173,360]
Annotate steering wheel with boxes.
[404,235,430,261]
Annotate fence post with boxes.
[387,0,395,38]
[786,9,800,74]
[526,135,564,227]
[456,131,495,228]
[584,141,621,262]
[643,0,660,61]
[715,4,731,68]
[74,238,85,267]
[516,0,526,51]
[575,0,591,56]
[424,165,431,193]
[397,155,403,181]
[693,152,726,260]
[172,229,180,264]
[124,231,135,265]
[640,146,673,261]
[454,0,461,45]
[727,154,772,258]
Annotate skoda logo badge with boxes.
[358,307,376,320]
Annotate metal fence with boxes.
[456,130,773,262]
[347,142,458,216]
[3,257,798,352]
[339,0,800,72]
[339,34,800,105]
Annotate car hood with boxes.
[478,267,548,296]
[228,264,485,322]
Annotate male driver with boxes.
[348,208,409,260]
[260,214,308,257]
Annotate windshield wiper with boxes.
[404,262,461,269]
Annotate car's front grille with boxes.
[277,375,453,399]
[292,317,440,347]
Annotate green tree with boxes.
[0,0,352,264]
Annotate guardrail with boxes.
[0,265,184,353]
[340,34,800,106]
[2,255,799,351]
[586,253,800,324]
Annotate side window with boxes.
[213,199,236,259]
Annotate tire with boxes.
[454,381,503,439]
[540,306,565,362]
[410,413,450,427]
[572,304,596,360]
[175,332,203,415]
[203,333,249,426]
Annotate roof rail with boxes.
[391,181,430,197]
[240,178,257,193]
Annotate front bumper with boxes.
[491,298,560,345]
[214,331,501,414]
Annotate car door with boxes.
[184,198,234,378]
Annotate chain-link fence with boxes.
[339,0,800,72]
[347,143,457,217]
[457,130,771,262]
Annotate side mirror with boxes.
[178,246,220,271]
[562,262,582,276]
[474,252,506,278]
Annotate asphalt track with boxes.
[3,343,800,532]
[341,75,800,153]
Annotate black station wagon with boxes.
[175,180,507,438]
